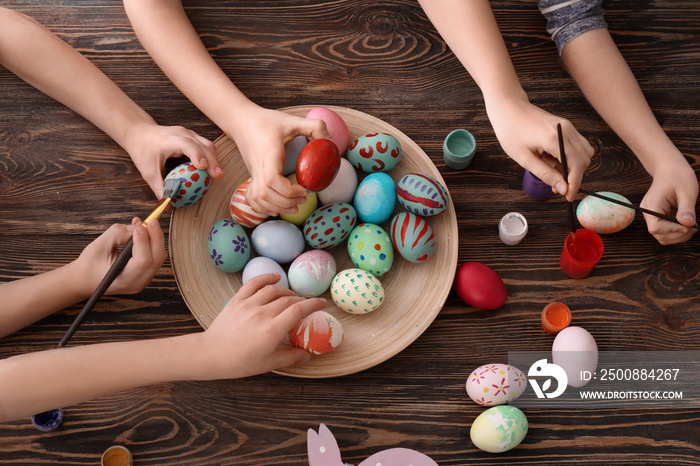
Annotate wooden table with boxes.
[1,1,698,464]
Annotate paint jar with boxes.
[31,408,63,432]
[443,129,476,170]
[559,229,604,278]
[541,302,572,334]
[499,212,528,245]
[101,445,134,466]
[522,170,553,201]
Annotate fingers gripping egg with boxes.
[166,162,211,208]
[288,310,344,355]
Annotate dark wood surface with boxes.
[1,0,698,464]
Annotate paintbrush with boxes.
[557,123,577,239]
[58,178,181,347]
[578,188,699,230]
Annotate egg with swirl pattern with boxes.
[347,132,402,172]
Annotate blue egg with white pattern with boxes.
[347,223,394,277]
[207,218,250,273]
[165,162,211,208]
[396,173,449,217]
[354,172,396,224]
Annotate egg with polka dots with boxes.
[165,162,211,208]
[347,223,394,277]
[303,202,357,250]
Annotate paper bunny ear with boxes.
[308,424,343,466]
[359,448,439,466]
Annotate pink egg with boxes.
[306,107,350,154]
[296,138,341,192]
[454,262,507,310]
[229,178,269,228]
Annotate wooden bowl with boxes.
[170,106,458,378]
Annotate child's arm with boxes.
[122,0,331,216]
[417,0,595,201]
[0,274,324,423]
[0,7,220,197]
[0,218,165,339]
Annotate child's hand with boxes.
[485,95,595,201]
[124,123,223,198]
[74,217,167,296]
[199,273,326,379]
[640,158,698,245]
[228,105,332,216]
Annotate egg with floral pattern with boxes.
[347,223,394,277]
[347,132,402,172]
[207,218,251,273]
[303,203,357,250]
[330,268,384,314]
[465,363,527,407]
[390,212,436,263]
[396,173,449,217]
[166,162,211,208]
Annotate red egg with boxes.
[454,262,507,310]
[296,138,341,192]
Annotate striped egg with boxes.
[229,178,269,228]
[390,212,436,263]
[165,162,211,208]
[287,310,344,355]
[303,203,357,249]
[396,173,449,217]
[347,132,402,172]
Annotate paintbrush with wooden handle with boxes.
[59,178,181,347]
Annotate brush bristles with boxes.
[162,178,181,199]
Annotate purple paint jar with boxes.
[522,170,553,201]
[31,408,63,432]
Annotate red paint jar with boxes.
[559,229,604,279]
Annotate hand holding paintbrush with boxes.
[557,123,578,241]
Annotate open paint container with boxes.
[541,302,572,334]
[559,229,604,278]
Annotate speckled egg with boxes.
[230,178,269,228]
[166,162,211,208]
[207,219,250,273]
[288,310,344,355]
[347,223,394,277]
[251,220,305,264]
[280,174,318,226]
[390,212,436,263]
[577,191,635,234]
[303,203,357,250]
[330,268,385,314]
[288,250,337,297]
[347,132,402,172]
[241,256,288,288]
[470,405,528,453]
[396,173,449,217]
[466,364,527,407]
[354,172,396,224]
[318,158,358,205]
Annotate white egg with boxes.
[552,326,598,387]
[318,158,358,205]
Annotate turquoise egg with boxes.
[576,191,635,234]
[303,203,357,249]
[347,132,402,172]
[347,223,394,277]
[470,405,528,453]
[207,218,250,273]
[396,173,449,217]
[390,212,436,263]
[165,162,211,208]
[354,172,396,224]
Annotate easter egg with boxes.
[283,135,308,176]
[296,138,341,192]
[470,405,528,453]
[347,132,402,172]
[288,310,344,355]
[207,219,250,273]
[347,223,394,277]
[390,212,436,263]
[454,262,506,310]
[306,107,350,154]
[165,162,211,208]
[396,173,449,217]
[353,172,396,224]
[552,326,598,388]
[330,268,385,314]
[288,250,337,297]
[280,174,318,226]
[242,256,288,288]
[251,220,305,264]
[576,191,635,234]
[318,158,358,205]
[466,364,527,407]
[229,178,269,228]
[303,203,357,250]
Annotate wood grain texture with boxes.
[0,0,698,464]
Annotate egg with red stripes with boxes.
[396,173,449,217]
[390,212,436,263]
[229,178,269,228]
[347,132,402,172]
[303,203,357,250]
[287,310,344,355]
[165,162,211,208]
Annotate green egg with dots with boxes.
[346,223,394,277]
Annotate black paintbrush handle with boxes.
[58,237,134,347]
[578,188,699,230]
[557,123,577,233]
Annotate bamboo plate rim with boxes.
[170,105,458,378]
